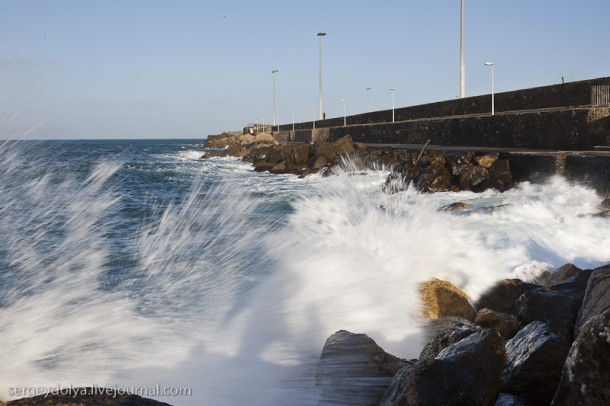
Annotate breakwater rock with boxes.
[317,263,610,405]
[203,132,515,193]
[5,388,170,405]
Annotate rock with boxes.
[475,308,521,339]
[227,140,249,157]
[494,393,528,406]
[601,196,610,209]
[502,321,569,404]
[380,329,506,406]
[419,279,477,322]
[573,264,610,337]
[476,153,499,169]
[486,158,513,191]
[551,309,610,406]
[516,271,591,344]
[332,135,356,155]
[475,279,539,316]
[593,209,610,218]
[538,263,583,286]
[6,389,171,405]
[440,202,471,212]
[316,330,408,406]
[419,317,482,360]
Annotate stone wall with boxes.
[278,77,610,132]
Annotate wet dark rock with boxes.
[600,196,610,209]
[380,329,506,406]
[494,393,528,406]
[537,263,583,286]
[551,309,610,406]
[475,308,521,339]
[419,279,477,322]
[6,389,171,405]
[316,330,408,406]
[502,321,569,405]
[441,202,471,212]
[475,279,539,316]
[516,271,591,344]
[419,317,482,360]
[573,265,610,337]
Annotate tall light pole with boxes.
[317,31,327,119]
[484,62,495,115]
[272,69,279,127]
[390,87,395,123]
[291,112,295,131]
[341,99,346,126]
[366,87,371,112]
[459,0,466,98]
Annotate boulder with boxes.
[6,389,171,405]
[475,279,539,316]
[487,158,513,191]
[538,263,583,286]
[419,317,482,360]
[475,153,499,169]
[419,279,477,322]
[316,330,408,406]
[502,321,569,404]
[332,135,356,155]
[380,329,506,406]
[516,271,591,344]
[573,264,610,337]
[551,309,610,406]
[440,202,471,212]
[494,393,528,406]
[475,308,521,339]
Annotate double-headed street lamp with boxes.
[390,87,395,123]
[317,31,327,120]
[484,62,495,115]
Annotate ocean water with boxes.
[0,139,609,405]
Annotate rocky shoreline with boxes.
[316,263,610,406]
[203,131,518,193]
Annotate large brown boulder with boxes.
[419,279,477,321]
[551,309,610,405]
[381,329,506,406]
[573,264,610,337]
[502,321,569,405]
[419,317,482,360]
[316,330,408,406]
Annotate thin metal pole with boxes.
[291,112,295,131]
[460,0,466,98]
[317,32,326,120]
[390,88,395,123]
[366,87,371,112]
[272,69,278,126]
[341,99,346,126]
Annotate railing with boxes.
[592,85,610,106]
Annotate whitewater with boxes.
[0,139,609,405]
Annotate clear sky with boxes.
[1,0,609,139]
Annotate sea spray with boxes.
[1,145,609,405]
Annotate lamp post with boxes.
[272,69,279,127]
[484,62,495,115]
[317,31,327,120]
[291,112,295,131]
[261,118,265,132]
[390,87,395,123]
[341,99,346,126]
[366,87,371,112]
[311,107,315,130]
[460,0,466,98]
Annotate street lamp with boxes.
[311,107,315,130]
[341,99,346,126]
[460,0,466,98]
[390,87,395,123]
[261,118,265,132]
[366,87,371,112]
[272,69,279,127]
[484,62,495,115]
[317,31,327,120]
[291,112,295,131]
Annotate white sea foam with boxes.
[0,149,609,405]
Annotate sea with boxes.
[0,138,609,405]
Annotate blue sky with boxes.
[1,0,609,139]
